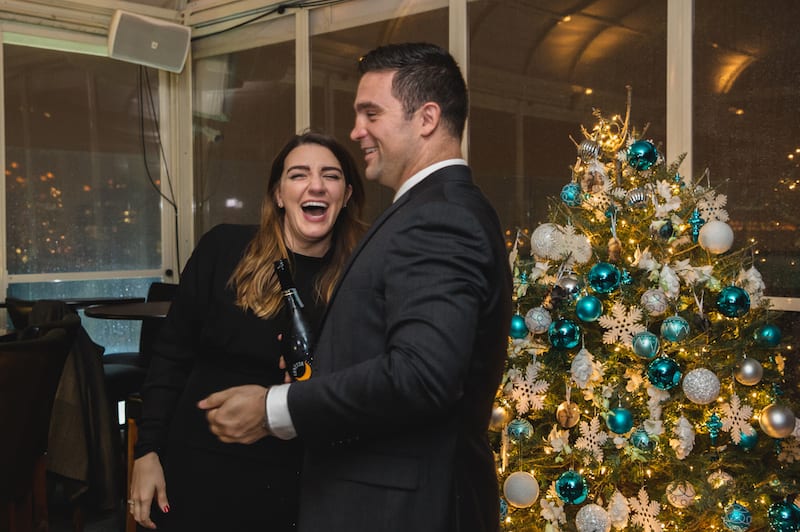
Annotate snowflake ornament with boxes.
[510,361,550,414]
[720,393,755,443]
[628,487,662,532]
[778,438,800,464]
[575,416,610,464]
[698,191,729,222]
[598,302,646,346]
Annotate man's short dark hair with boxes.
[358,42,468,140]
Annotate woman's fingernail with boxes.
[162,505,170,513]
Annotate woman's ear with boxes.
[343,184,353,208]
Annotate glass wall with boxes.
[694,1,800,297]
[193,41,295,235]
[310,7,449,223]
[3,45,167,351]
[467,0,667,250]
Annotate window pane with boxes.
[311,7,449,222]
[4,45,163,274]
[694,1,800,296]
[193,42,295,236]
[468,0,667,249]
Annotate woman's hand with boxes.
[129,452,170,529]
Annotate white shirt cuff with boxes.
[265,383,297,440]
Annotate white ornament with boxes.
[571,348,595,388]
[708,469,733,489]
[640,289,669,316]
[503,471,540,508]
[698,220,734,254]
[525,306,553,335]
[531,223,564,259]
[568,233,593,265]
[665,481,696,508]
[682,368,721,405]
[670,416,695,459]
[576,503,611,532]
[607,490,630,530]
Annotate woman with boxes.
[129,132,366,530]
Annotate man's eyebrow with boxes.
[355,101,380,112]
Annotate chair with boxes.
[0,327,73,532]
[102,282,179,404]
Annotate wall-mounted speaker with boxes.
[108,10,191,73]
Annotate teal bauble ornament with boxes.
[647,357,682,390]
[588,262,621,294]
[507,418,534,441]
[630,427,656,452]
[722,502,752,532]
[555,470,589,505]
[660,315,690,342]
[716,286,751,318]
[510,313,528,339]
[575,295,603,322]
[560,182,583,207]
[627,139,658,170]
[767,499,800,532]
[606,407,634,434]
[754,323,782,347]
[548,318,581,349]
[736,429,758,451]
[632,331,660,359]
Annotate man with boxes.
[200,42,511,531]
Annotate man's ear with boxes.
[418,102,441,137]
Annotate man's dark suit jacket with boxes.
[288,164,512,532]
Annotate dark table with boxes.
[84,301,171,320]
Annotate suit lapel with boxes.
[317,191,411,329]
[317,166,472,330]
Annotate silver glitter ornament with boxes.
[578,139,601,162]
[734,357,763,386]
[575,503,611,532]
[759,403,797,439]
[682,368,721,405]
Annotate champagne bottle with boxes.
[273,258,314,381]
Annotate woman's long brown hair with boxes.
[229,132,367,318]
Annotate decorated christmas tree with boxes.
[494,95,800,532]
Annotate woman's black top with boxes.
[135,223,329,531]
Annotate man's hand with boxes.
[198,385,269,444]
